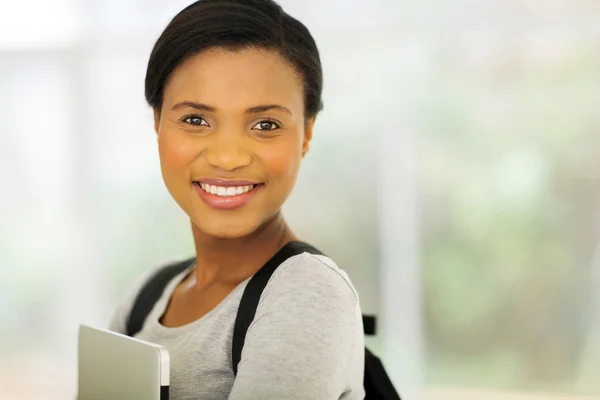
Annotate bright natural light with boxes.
[2,1,599,399]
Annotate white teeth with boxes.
[197,183,255,197]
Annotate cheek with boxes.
[261,139,302,182]
[158,131,198,175]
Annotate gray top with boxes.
[109,252,366,400]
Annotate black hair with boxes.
[145,0,323,118]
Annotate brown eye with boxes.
[252,120,280,131]
[183,116,209,126]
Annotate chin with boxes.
[192,217,263,240]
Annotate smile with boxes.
[192,180,263,210]
[197,183,257,197]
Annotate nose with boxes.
[204,133,252,172]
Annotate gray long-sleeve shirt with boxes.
[109,252,365,400]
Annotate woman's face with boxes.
[155,47,314,239]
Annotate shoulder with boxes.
[108,259,193,334]
[108,267,157,334]
[253,251,362,336]
[265,251,360,306]
[230,251,364,398]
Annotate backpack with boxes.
[126,241,401,400]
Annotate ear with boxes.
[302,116,316,157]
[153,108,161,135]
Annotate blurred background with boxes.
[1,0,600,399]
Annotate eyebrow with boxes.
[171,101,292,115]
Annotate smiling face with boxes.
[155,47,314,239]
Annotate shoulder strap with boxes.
[126,258,195,337]
[231,241,321,375]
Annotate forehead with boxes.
[163,47,304,111]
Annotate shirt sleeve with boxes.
[227,254,363,400]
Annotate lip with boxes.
[193,181,263,211]
[194,178,261,187]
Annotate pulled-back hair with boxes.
[145,0,323,117]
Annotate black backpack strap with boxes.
[126,258,195,337]
[231,241,321,375]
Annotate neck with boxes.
[190,212,296,287]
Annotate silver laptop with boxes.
[78,325,170,400]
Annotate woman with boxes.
[109,0,365,398]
